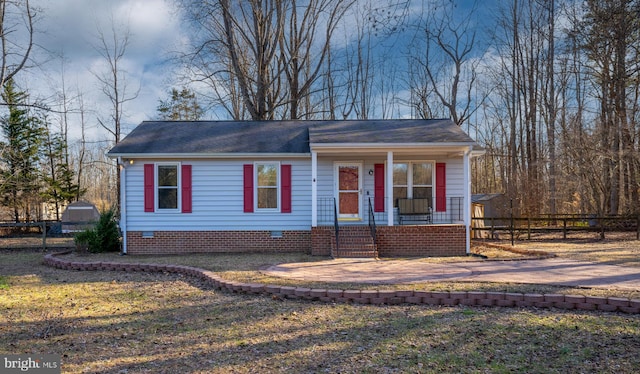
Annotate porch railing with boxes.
[318,197,336,225]
[368,197,377,245]
[316,196,465,226]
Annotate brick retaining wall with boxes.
[43,252,640,314]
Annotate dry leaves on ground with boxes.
[2,251,639,373]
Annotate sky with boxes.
[23,0,184,143]
[16,0,494,145]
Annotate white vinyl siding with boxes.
[123,155,467,232]
[125,159,311,231]
[444,158,464,197]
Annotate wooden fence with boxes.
[0,221,85,250]
[472,215,640,243]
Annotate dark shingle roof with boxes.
[108,119,476,156]
[308,119,474,144]
[108,121,310,155]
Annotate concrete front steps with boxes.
[331,225,378,258]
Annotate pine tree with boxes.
[0,80,46,222]
[157,87,204,121]
[41,124,83,220]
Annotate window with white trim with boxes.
[256,162,279,210]
[157,163,179,210]
[393,162,433,207]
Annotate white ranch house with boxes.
[108,119,483,257]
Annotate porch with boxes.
[311,197,467,258]
[307,128,476,258]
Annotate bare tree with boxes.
[329,1,376,119]
[278,0,353,119]
[408,0,483,126]
[542,0,558,217]
[74,89,87,202]
[91,14,139,211]
[179,0,353,120]
[0,0,35,91]
[579,0,640,214]
[92,16,139,145]
[480,0,557,216]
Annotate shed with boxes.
[471,200,487,238]
[61,201,100,233]
[472,194,508,219]
[471,194,510,239]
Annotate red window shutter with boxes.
[144,164,154,212]
[181,164,192,213]
[374,163,385,212]
[436,162,446,212]
[281,164,292,213]
[243,164,254,213]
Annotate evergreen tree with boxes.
[157,87,204,120]
[0,80,46,222]
[41,122,83,220]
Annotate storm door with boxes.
[335,163,362,220]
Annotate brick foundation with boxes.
[126,230,311,255]
[377,225,466,257]
[311,225,467,257]
[311,227,333,256]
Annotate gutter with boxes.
[107,152,311,160]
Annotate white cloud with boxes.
[16,0,184,142]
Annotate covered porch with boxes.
[308,147,474,258]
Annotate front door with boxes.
[335,162,362,220]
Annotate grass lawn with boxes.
[1,240,640,373]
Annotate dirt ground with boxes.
[481,236,640,267]
[0,236,74,249]
[2,238,640,373]
[1,233,638,266]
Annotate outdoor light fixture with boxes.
[368,169,374,175]
[129,159,134,165]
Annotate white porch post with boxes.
[387,151,394,226]
[463,147,472,254]
[311,151,318,227]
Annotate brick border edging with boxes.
[43,252,640,314]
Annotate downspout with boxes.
[117,157,127,255]
[387,151,394,226]
[311,151,317,227]
[463,147,472,255]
